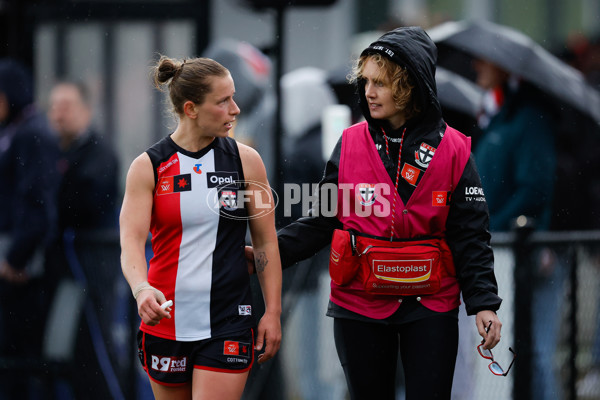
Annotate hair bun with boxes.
[156,57,183,84]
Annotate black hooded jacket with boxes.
[277,27,501,315]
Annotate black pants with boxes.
[334,314,459,400]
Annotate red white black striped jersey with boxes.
[141,135,254,341]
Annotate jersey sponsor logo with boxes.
[193,163,202,174]
[238,305,252,315]
[401,163,422,186]
[414,142,436,168]
[220,190,238,211]
[224,341,250,358]
[207,171,240,188]
[432,191,451,206]
[150,355,187,373]
[158,158,179,173]
[157,174,192,195]
[357,183,377,206]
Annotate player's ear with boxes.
[183,101,197,119]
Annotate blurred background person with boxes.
[472,58,563,400]
[44,79,120,399]
[48,80,119,234]
[472,59,557,232]
[0,57,60,399]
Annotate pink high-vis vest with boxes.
[332,121,471,318]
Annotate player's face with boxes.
[196,73,240,137]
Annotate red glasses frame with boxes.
[477,321,516,376]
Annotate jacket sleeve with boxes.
[6,117,60,269]
[446,154,502,315]
[277,136,343,269]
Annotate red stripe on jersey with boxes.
[147,153,182,339]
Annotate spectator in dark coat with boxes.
[45,80,120,400]
[0,57,60,399]
[48,80,119,232]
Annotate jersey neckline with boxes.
[166,134,217,159]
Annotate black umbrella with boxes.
[427,19,600,127]
[436,66,482,117]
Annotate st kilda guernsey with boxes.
[142,135,254,341]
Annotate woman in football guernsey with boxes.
[275,27,503,399]
[120,55,281,400]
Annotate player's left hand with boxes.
[254,311,281,364]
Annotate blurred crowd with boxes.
[0,59,120,399]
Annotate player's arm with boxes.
[120,153,170,325]
[238,142,282,364]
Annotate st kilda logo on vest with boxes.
[357,183,376,206]
[415,142,436,168]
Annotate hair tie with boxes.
[173,59,186,80]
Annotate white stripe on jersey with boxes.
[174,151,218,340]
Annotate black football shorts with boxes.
[137,328,254,386]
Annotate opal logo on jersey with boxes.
[207,171,239,188]
[150,356,187,373]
